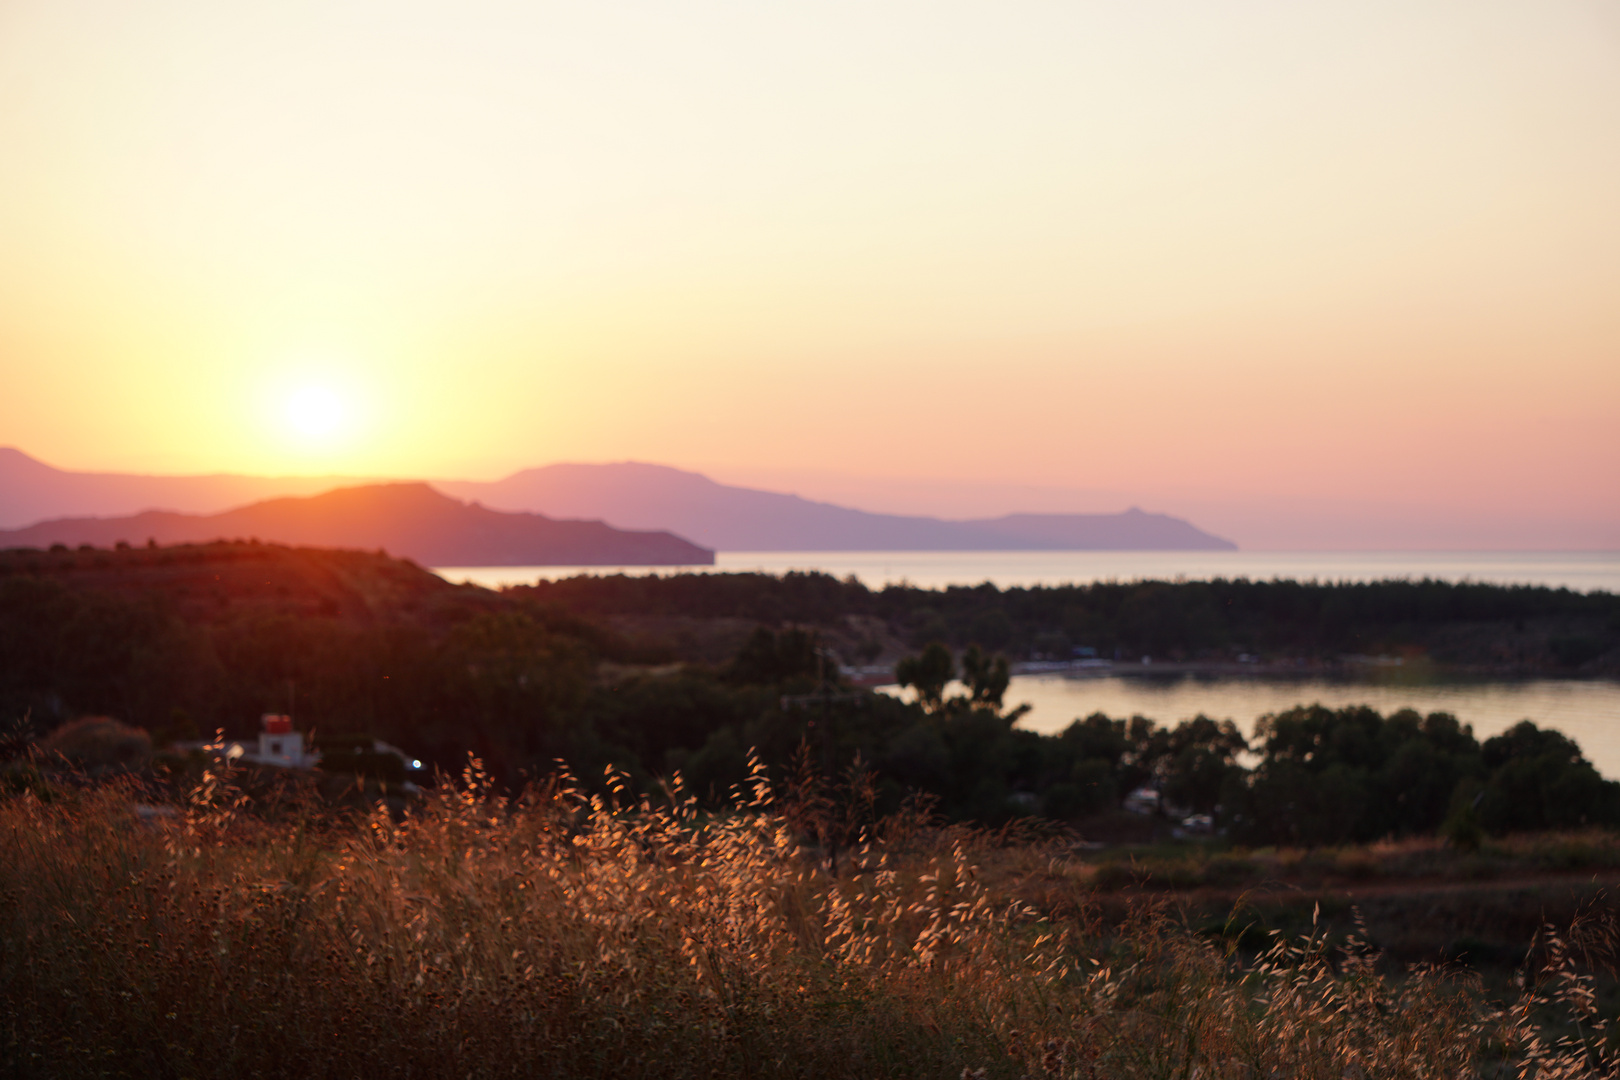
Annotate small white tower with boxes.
[256,714,316,768]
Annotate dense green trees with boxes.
[4,560,1617,842]
[1223,705,1480,845]
[581,637,1620,841]
[894,643,954,711]
[1215,706,1620,846]
[959,644,1011,709]
[893,641,1010,714]
[519,571,1620,670]
[726,626,824,685]
[1477,720,1619,833]
[0,575,608,786]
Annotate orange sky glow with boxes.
[0,1,1616,548]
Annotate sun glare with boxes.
[285,385,345,441]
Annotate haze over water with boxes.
[436,550,1620,594]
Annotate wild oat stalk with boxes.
[2,756,1616,1079]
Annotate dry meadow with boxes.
[2,756,1616,1079]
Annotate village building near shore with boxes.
[252,714,317,768]
[173,715,423,790]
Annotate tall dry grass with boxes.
[1,752,1615,1079]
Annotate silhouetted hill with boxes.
[437,463,1237,551]
[1,449,1235,551]
[0,447,365,529]
[0,540,482,626]
[963,510,1235,550]
[0,483,714,566]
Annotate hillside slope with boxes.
[0,483,714,566]
[0,539,479,626]
[0,447,364,528]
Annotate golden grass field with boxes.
[3,756,1618,1079]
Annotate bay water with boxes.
[438,549,1620,594]
[434,550,1620,775]
[879,672,1620,780]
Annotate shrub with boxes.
[32,716,151,774]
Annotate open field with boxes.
[5,762,1620,1079]
[7,546,1620,1075]
[979,827,1620,974]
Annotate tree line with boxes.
[2,562,1613,844]
[518,570,1619,670]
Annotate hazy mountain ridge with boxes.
[0,447,368,528]
[0,482,713,567]
[439,463,1237,551]
[0,449,1235,552]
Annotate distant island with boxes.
[0,449,1236,552]
[436,463,1237,552]
[0,482,714,567]
[0,446,369,527]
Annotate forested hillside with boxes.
[4,543,1618,842]
[517,570,1620,673]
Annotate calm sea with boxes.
[433,550,1620,776]
[436,550,1620,594]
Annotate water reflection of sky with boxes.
[880,675,1620,780]
[438,550,1620,594]
[713,551,1620,594]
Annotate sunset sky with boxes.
[1,1,1616,548]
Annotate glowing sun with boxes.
[285,385,345,441]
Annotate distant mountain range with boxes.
[0,447,366,528]
[0,448,1236,556]
[435,463,1236,552]
[0,482,713,567]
